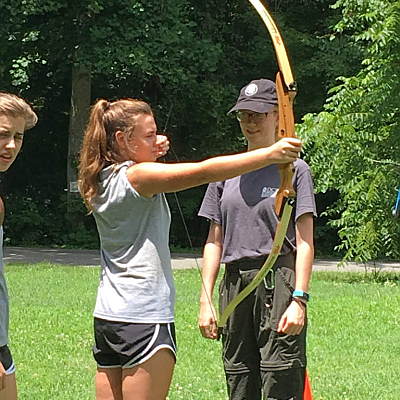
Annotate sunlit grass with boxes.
[5,264,400,399]
[307,272,400,400]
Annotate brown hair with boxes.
[0,92,38,130]
[78,98,153,210]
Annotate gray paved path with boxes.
[3,246,400,272]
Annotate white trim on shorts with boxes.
[5,361,15,375]
[96,323,177,370]
[123,323,176,369]
[167,323,177,354]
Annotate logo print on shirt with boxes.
[261,187,278,198]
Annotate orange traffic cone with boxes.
[303,370,313,400]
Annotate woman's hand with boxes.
[198,303,219,340]
[269,137,302,164]
[155,135,170,158]
[277,300,306,336]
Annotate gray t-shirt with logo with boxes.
[199,159,317,263]
[0,226,9,347]
[92,161,175,323]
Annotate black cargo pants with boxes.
[219,253,306,400]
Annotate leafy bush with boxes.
[3,191,99,249]
[299,0,400,263]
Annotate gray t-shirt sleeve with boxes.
[0,226,9,347]
[198,181,223,225]
[294,159,317,220]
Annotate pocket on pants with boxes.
[268,266,295,331]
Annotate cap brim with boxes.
[227,101,276,115]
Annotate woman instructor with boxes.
[198,79,316,400]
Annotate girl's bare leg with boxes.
[122,349,175,400]
[96,367,123,400]
[0,372,17,400]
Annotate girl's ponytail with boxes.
[78,99,110,210]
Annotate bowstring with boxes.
[161,105,218,325]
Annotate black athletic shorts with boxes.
[0,345,15,375]
[93,318,177,369]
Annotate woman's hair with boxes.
[0,92,38,130]
[78,98,153,210]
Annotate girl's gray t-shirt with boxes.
[0,226,9,346]
[199,159,317,264]
[92,161,175,323]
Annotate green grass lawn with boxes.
[5,263,400,399]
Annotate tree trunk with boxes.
[67,63,91,204]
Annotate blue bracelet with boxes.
[292,290,310,302]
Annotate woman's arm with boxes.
[293,213,314,293]
[277,212,314,335]
[198,221,223,340]
[127,137,301,198]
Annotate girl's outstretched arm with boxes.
[127,137,302,198]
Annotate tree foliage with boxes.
[298,0,400,263]
[0,0,353,249]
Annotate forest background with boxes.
[0,0,399,264]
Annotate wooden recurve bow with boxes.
[218,0,298,329]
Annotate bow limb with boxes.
[248,0,298,215]
[275,71,296,215]
[217,0,297,329]
[248,0,296,91]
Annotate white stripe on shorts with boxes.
[6,361,15,375]
[123,323,176,369]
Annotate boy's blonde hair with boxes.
[0,92,38,131]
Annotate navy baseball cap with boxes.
[228,79,277,114]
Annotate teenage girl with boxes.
[78,98,302,400]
